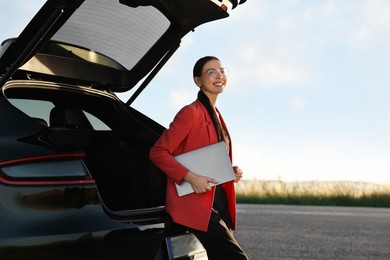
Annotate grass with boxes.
[235,180,390,207]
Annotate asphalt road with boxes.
[234,204,390,260]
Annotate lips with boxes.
[214,81,224,87]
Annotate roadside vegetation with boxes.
[236,180,390,207]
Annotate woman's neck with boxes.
[202,91,218,107]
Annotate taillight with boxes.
[0,152,95,186]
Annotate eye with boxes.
[202,68,229,78]
[206,69,218,77]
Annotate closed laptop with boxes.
[174,141,235,197]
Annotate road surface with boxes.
[234,204,390,259]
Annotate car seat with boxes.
[50,107,93,129]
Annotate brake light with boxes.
[0,152,84,167]
[0,152,95,186]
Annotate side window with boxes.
[8,99,111,130]
[8,99,54,126]
[84,111,110,130]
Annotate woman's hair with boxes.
[194,56,223,141]
[193,56,220,77]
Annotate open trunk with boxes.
[3,80,168,221]
[82,126,167,219]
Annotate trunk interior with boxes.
[46,115,167,215]
[3,82,167,218]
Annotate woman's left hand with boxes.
[232,166,243,182]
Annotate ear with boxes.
[194,76,201,87]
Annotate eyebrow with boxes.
[205,68,224,71]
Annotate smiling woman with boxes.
[150,56,249,260]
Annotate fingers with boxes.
[233,166,243,182]
[193,185,212,194]
[207,177,219,185]
[188,173,225,194]
[189,175,217,194]
[233,166,242,174]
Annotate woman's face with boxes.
[194,59,228,96]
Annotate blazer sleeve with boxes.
[149,104,196,184]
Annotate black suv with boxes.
[0,0,245,259]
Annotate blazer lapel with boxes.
[215,107,232,159]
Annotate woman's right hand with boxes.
[183,171,219,193]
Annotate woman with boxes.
[150,56,248,259]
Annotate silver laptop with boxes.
[174,141,235,197]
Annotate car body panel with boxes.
[0,184,166,259]
[0,0,246,258]
[0,81,170,258]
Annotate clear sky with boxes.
[2,1,390,184]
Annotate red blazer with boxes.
[149,99,236,232]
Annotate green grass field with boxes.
[235,180,390,207]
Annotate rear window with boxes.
[52,0,170,70]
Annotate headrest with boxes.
[50,107,93,129]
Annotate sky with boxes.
[1,0,390,184]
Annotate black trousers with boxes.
[191,212,248,260]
